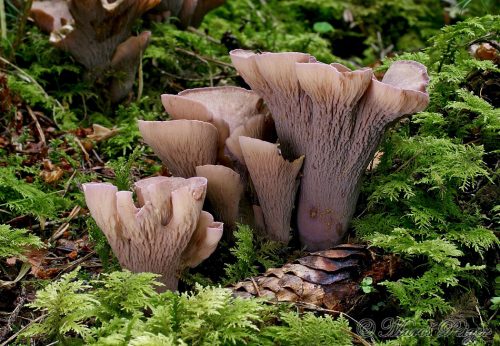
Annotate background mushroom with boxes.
[30,0,160,102]
[231,50,429,250]
[83,176,223,291]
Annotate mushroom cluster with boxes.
[139,86,305,244]
[139,51,429,251]
[83,50,428,289]
[83,176,223,291]
[231,51,430,250]
[30,0,160,102]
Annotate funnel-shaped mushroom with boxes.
[30,0,159,102]
[239,136,304,243]
[161,86,269,163]
[83,176,223,290]
[195,165,244,227]
[231,50,429,250]
[138,119,218,177]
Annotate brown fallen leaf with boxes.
[34,267,61,280]
[40,159,64,183]
[87,124,119,142]
[41,166,64,183]
[26,249,49,278]
[67,250,78,260]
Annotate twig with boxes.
[137,52,144,101]
[159,69,237,82]
[394,150,422,173]
[487,308,498,323]
[92,149,104,164]
[56,251,96,277]
[0,314,46,346]
[26,105,46,145]
[7,286,26,332]
[475,304,484,326]
[49,205,81,242]
[175,47,234,68]
[186,26,221,44]
[0,0,6,40]
[62,170,78,197]
[74,137,90,162]
[0,262,30,288]
[250,277,261,297]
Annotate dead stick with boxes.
[0,314,46,346]
[56,251,96,277]
[186,26,221,44]
[250,277,261,297]
[49,205,81,242]
[26,105,46,145]
[62,170,78,197]
[74,137,90,162]
[175,47,234,68]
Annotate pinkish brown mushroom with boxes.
[83,176,223,290]
[161,86,269,164]
[195,164,244,227]
[239,136,304,243]
[138,119,218,178]
[230,50,429,250]
[30,0,159,102]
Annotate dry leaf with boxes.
[88,124,119,142]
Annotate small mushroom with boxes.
[195,164,244,227]
[138,119,218,177]
[239,136,304,243]
[83,176,223,291]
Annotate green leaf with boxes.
[313,22,334,34]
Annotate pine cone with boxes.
[232,244,398,313]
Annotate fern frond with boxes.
[0,224,43,259]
